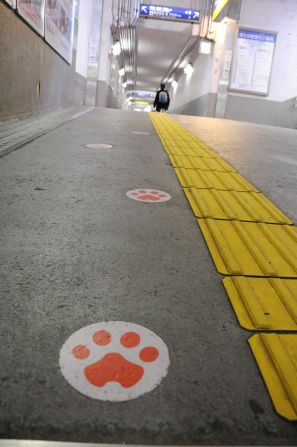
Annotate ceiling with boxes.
[135,18,193,93]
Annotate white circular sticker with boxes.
[127,189,171,203]
[132,131,150,135]
[86,143,113,149]
[59,321,170,401]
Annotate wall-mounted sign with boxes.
[4,0,16,8]
[212,0,229,21]
[140,4,200,23]
[45,0,75,64]
[230,28,277,96]
[16,0,45,35]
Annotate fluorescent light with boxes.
[122,81,127,88]
[184,63,193,75]
[112,41,121,56]
[200,40,212,54]
[119,67,125,76]
[171,80,178,88]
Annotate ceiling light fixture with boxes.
[112,41,121,56]
[200,40,212,54]
[184,63,193,75]
[119,67,125,77]
[122,81,127,88]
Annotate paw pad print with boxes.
[59,322,170,401]
[127,189,171,202]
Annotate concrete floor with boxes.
[1,108,297,445]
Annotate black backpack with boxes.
[159,90,168,104]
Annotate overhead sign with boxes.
[212,0,230,20]
[140,4,200,23]
[230,28,277,96]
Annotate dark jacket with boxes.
[154,89,170,109]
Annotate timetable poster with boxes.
[45,0,75,63]
[17,0,45,35]
[230,28,277,95]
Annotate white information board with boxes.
[45,0,75,64]
[230,28,277,96]
[17,0,45,35]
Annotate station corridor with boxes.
[1,107,297,445]
[3,0,297,443]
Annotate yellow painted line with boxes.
[175,168,258,191]
[223,277,297,330]
[212,0,230,20]
[198,219,297,277]
[169,155,234,171]
[185,189,293,224]
[249,334,297,421]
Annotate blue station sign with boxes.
[140,4,200,22]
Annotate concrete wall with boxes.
[169,51,214,116]
[75,0,93,79]
[0,2,86,121]
[96,80,120,109]
[96,0,120,109]
[225,0,297,128]
[168,0,297,128]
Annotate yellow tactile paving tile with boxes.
[223,277,297,330]
[198,219,297,277]
[184,189,292,224]
[162,143,215,158]
[167,146,208,157]
[249,334,297,421]
[169,155,234,171]
[175,168,258,192]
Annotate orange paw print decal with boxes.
[127,189,171,203]
[60,322,170,401]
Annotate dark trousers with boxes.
[156,104,167,112]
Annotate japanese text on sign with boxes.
[140,4,200,22]
[230,28,277,96]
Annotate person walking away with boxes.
[154,84,170,112]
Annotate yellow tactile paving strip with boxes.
[249,334,297,421]
[175,168,257,191]
[223,277,297,330]
[185,189,292,224]
[150,112,297,420]
[198,219,297,277]
[162,140,217,157]
[169,155,235,171]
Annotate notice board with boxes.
[4,0,16,8]
[230,28,277,96]
[17,0,45,35]
[45,0,75,64]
